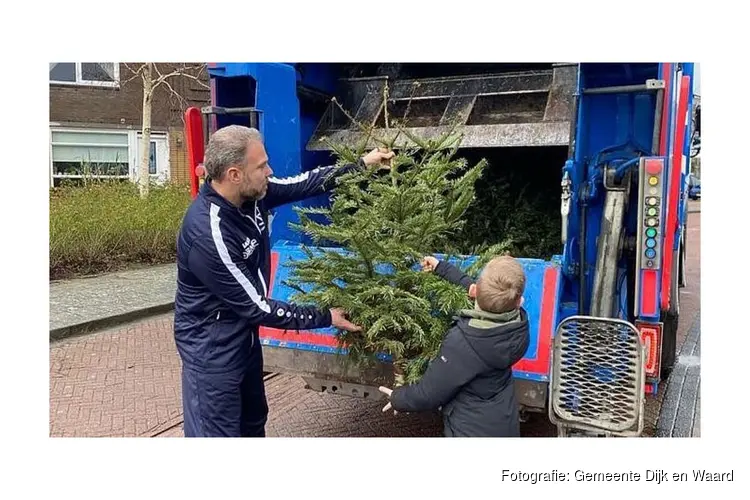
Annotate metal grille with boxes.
[550,316,644,433]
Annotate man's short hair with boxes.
[203,125,263,180]
[475,256,526,314]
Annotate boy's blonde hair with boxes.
[475,256,526,314]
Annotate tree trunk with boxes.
[138,63,154,198]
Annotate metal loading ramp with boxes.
[306,64,577,151]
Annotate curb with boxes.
[49,302,175,343]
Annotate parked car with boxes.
[688,173,701,199]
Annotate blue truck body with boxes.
[184,62,697,416]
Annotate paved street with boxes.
[49,312,448,437]
[645,206,701,437]
[49,206,700,438]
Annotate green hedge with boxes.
[50,181,192,280]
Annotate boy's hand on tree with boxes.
[421,256,439,272]
[379,386,398,414]
[362,147,395,170]
[330,308,362,332]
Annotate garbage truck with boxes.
[183,62,698,436]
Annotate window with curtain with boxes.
[50,130,130,179]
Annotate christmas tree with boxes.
[454,147,563,260]
[282,98,502,382]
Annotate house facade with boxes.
[49,63,210,187]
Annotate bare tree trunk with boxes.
[126,62,208,197]
[138,63,154,198]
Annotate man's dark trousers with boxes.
[181,338,267,437]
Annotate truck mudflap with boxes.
[259,241,562,390]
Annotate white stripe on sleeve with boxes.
[258,269,268,297]
[268,171,310,185]
[268,166,329,185]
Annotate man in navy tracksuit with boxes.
[174,124,394,437]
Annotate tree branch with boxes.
[122,63,146,85]
[161,78,188,108]
[153,70,181,87]
[152,64,209,89]
[152,63,165,81]
[180,72,211,89]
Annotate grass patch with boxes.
[50,180,192,280]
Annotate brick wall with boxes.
[169,126,190,185]
[50,63,210,130]
[50,63,210,185]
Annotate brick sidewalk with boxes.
[642,211,701,437]
[49,313,448,438]
[50,316,183,437]
[656,311,701,437]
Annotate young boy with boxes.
[379,255,530,437]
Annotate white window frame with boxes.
[133,132,171,184]
[50,128,131,186]
[50,63,120,88]
[49,127,171,187]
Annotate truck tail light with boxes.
[635,321,663,379]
